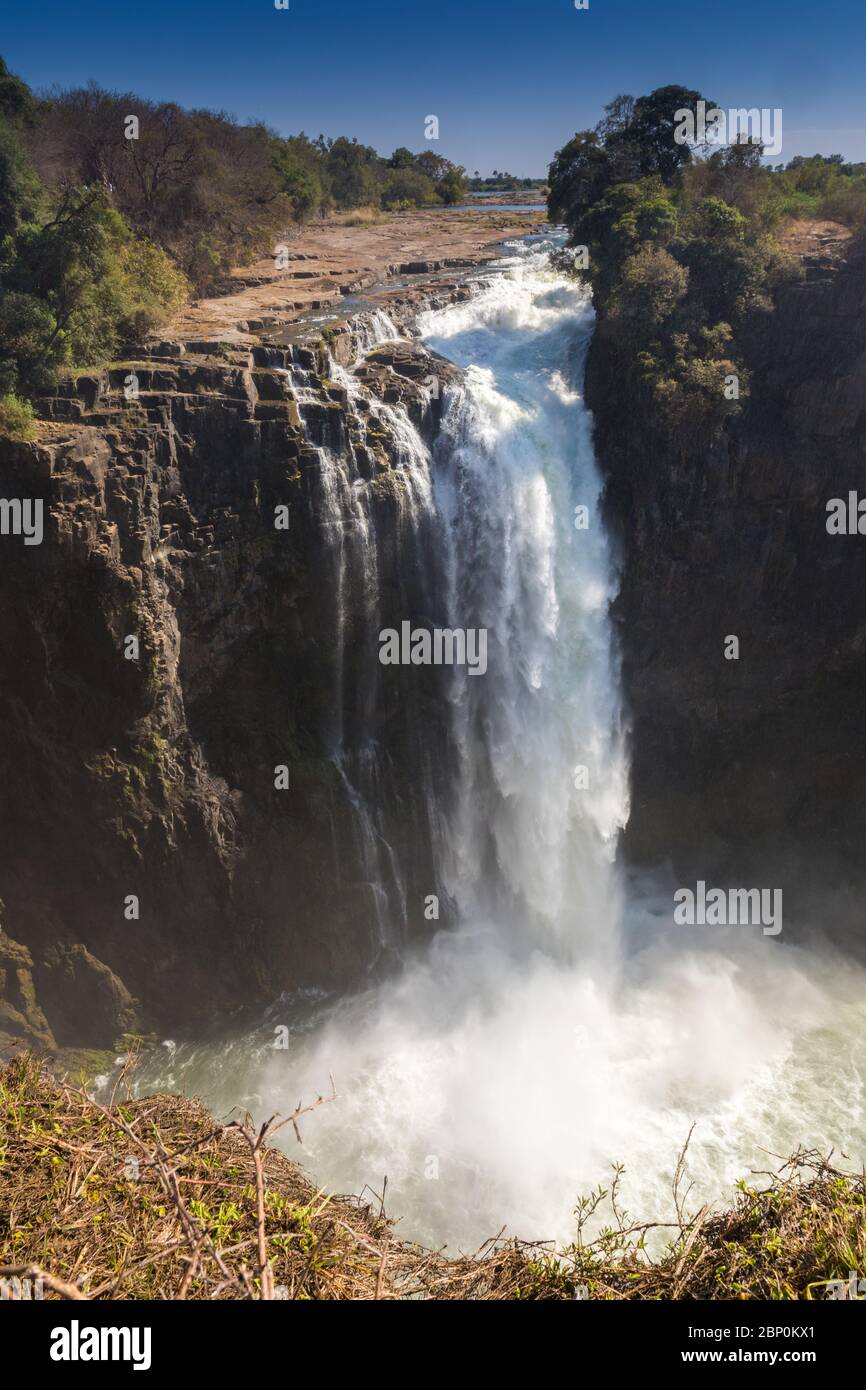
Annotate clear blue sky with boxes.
[4,0,865,175]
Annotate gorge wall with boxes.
[5,235,866,1056]
[0,285,467,1053]
[588,237,866,904]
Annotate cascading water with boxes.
[129,242,866,1251]
[419,253,629,966]
[289,305,440,953]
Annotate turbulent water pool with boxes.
[127,241,866,1253]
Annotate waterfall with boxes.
[266,245,639,1243]
[130,243,866,1253]
[419,253,629,962]
[351,307,400,353]
[291,256,629,966]
[288,306,442,955]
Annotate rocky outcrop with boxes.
[0,299,465,1052]
[589,238,866,891]
[0,934,55,1050]
[34,944,139,1048]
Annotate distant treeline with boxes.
[0,57,471,431]
[467,173,545,191]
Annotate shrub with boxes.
[610,245,688,334]
[115,237,189,341]
[650,326,747,432]
[820,177,866,231]
[0,391,36,440]
[695,195,747,239]
[381,168,437,209]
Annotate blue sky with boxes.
[4,0,865,174]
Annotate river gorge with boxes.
[3,233,856,1251]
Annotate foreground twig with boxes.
[2,1057,864,1301]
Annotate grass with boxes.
[1,1054,864,1300]
[331,206,385,228]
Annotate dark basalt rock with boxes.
[0,309,467,1052]
[588,239,866,891]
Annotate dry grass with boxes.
[1,1055,863,1300]
[330,206,385,227]
[0,1054,549,1299]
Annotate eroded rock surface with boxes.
[0,304,466,1050]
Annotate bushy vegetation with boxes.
[548,87,863,435]
[777,152,866,227]
[0,59,190,408]
[0,391,36,440]
[381,147,468,207]
[25,88,468,280]
[0,55,469,413]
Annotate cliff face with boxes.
[6,233,864,1050]
[588,241,866,887]
[0,289,466,1051]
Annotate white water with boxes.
[132,244,866,1252]
[419,251,628,967]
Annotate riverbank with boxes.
[1,1054,862,1300]
[169,204,547,344]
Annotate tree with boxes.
[595,94,636,142]
[0,290,58,396]
[0,61,190,404]
[0,56,35,124]
[435,167,467,205]
[695,196,746,240]
[0,119,41,243]
[271,137,324,221]
[381,167,436,208]
[8,186,186,380]
[610,245,689,334]
[608,85,713,181]
[415,150,452,183]
[677,235,770,326]
[326,137,381,208]
[25,85,291,289]
[547,131,612,229]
